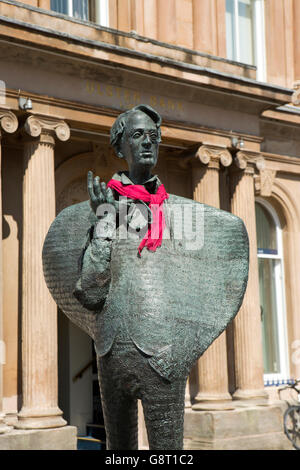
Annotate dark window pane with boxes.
[50,0,68,15]
[255,202,277,252]
[73,0,89,21]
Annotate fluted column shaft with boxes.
[191,146,233,410]
[230,153,267,401]
[16,117,70,429]
[0,129,7,434]
[0,110,18,433]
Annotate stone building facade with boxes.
[0,0,299,449]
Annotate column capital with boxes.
[0,109,18,135]
[194,145,232,168]
[180,145,233,170]
[24,115,70,143]
[232,151,265,174]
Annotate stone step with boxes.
[77,435,104,450]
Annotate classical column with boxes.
[16,116,70,429]
[191,145,234,410]
[0,110,18,433]
[229,151,268,403]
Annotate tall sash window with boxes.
[226,0,266,81]
[255,199,289,384]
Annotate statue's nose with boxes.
[142,134,152,148]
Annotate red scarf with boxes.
[107,179,169,255]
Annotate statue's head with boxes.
[110,104,161,174]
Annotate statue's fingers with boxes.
[100,182,107,199]
[106,187,117,206]
[87,171,96,201]
[93,176,101,198]
[87,170,93,190]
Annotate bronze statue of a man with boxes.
[43,104,249,450]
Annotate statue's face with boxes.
[120,111,159,172]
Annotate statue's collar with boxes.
[111,171,162,193]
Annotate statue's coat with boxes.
[42,195,249,381]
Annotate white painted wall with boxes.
[69,322,93,436]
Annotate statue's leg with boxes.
[96,352,138,450]
[100,385,138,450]
[141,374,187,450]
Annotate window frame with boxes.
[256,198,290,385]
[226,0,266,81]
[50,0,109,27]
[93,0,109,27]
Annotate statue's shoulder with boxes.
[167,193,246,231]
[55,200,96,226]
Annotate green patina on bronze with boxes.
[42,104,249,450]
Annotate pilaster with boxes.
[157,0,177,44]
[16,115,70,429]
[192,0,226,57]
[293,0,300,83]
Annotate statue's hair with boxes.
[110,104,162,155]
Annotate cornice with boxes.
[4,88,263,150]
[0,14,293,107]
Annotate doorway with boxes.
[57,309,106,447]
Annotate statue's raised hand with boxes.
[87,171,117,215]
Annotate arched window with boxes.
[255,199,289,384]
